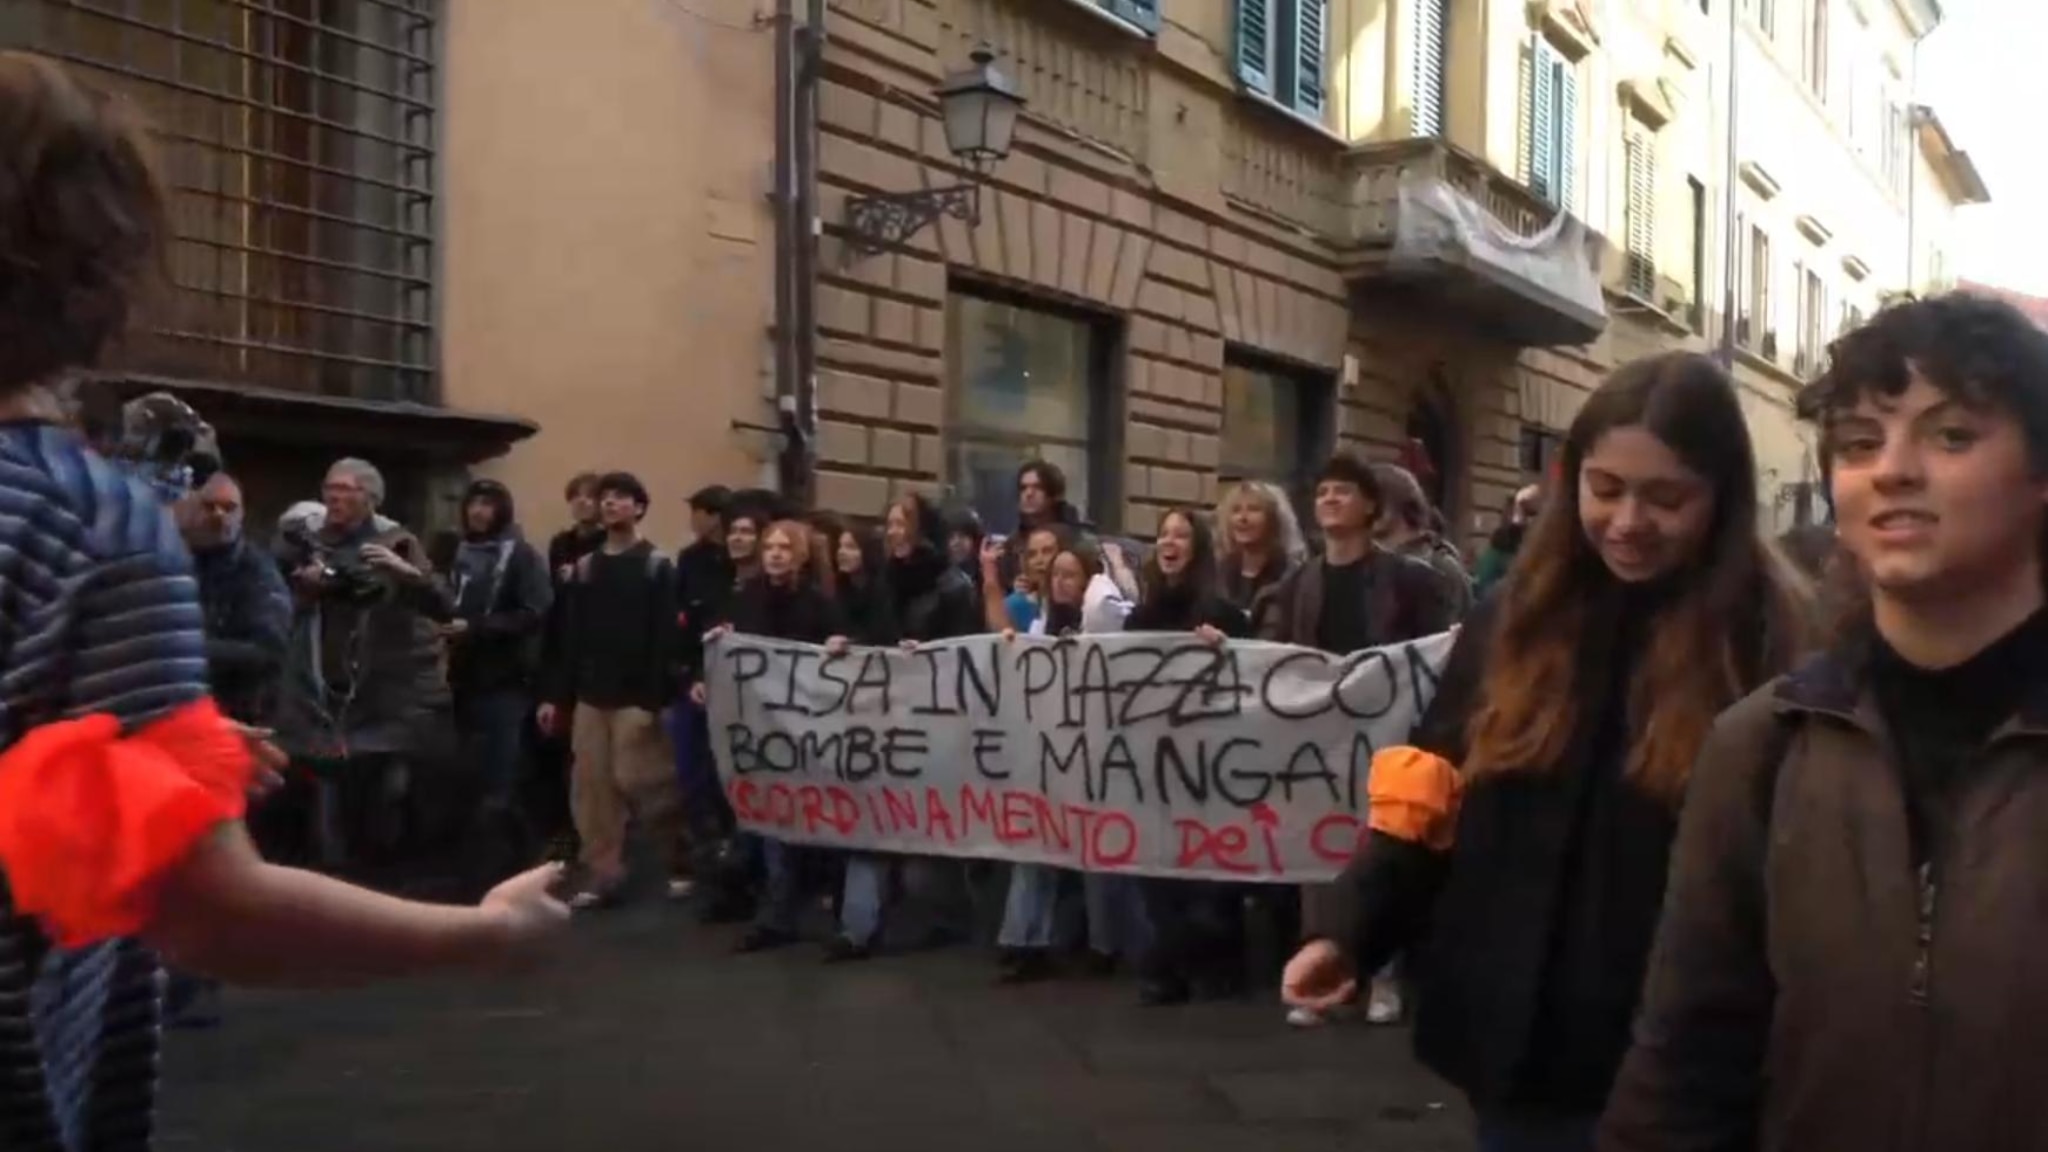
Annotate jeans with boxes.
[1475,1112,1597,1152]
[454,687,530,806]
[669,694,733,841]
[997,865,1147,956]
[840,854,973,948]
[755,836,806,934]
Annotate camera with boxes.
[279,524,391,606]
[114,391,221,499]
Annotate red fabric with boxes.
[0,698,254,948]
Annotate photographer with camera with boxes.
[273,457,455,882]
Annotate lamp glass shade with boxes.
[941,86,1021,165]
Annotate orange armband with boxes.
[0,698,254,947]
[1366,746,1463,852]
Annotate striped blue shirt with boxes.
[0,421,213,1152]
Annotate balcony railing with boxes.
[1337,137,1606,348]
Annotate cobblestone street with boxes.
[160,892,1472,1152]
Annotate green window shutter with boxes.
[1527,41,1557,202]
[1413,0,1448,136]
[1294,0,1328,115]
[1625,132,1657,298]
[1556,51,1578,212]
[1102,0,1160,34]
[1237,0,1274,96]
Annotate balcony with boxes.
[1335,138,1607,349]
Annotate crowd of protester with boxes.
[10,49,2048,1152]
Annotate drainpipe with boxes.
[772,0,799,496]
[792,0,824,508]
[772,0,825,507]
[1714,0,1739,370]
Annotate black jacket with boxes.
[726,577,843,646]
[444,480,552,693]
[1329,587,1683,1114]
[889,494,981,643]
[192,535,292,723]
[1124,583,1251,638]
[549,540,681,711]
[675,537,734,682]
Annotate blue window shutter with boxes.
[1295,0,1328,115]
[1412,0,1449,136]
[1527,42,1557,202]
[1237,0,1274,96]
[1556,52,1579,212]
[1103,0,1160,34]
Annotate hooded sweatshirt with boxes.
[445,479,552,693]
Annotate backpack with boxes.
[571,547,667,585]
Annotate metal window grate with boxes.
[3,0,438,404]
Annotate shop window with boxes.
[1222,358,1330,509]
[945,288,1115,534]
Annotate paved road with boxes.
[158,893,1474,1152]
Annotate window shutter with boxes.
[1526,41,1556,202]
[1412,0,1448,136]
[1556,53,1579,212]
[1103,0,1160,34]
[1295,0,1328,115]
[1625,132,1656,298]
[1236,0,1274,96]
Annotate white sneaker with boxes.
[1286,1006,1326,1028]
[1366,979,1405,1025]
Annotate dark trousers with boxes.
[454,686,536,884]
[1138,878,1247,992]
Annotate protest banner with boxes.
[704,630,1456,883]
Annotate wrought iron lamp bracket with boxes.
[841,183,981,264]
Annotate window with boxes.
[1221,359,1330,505]
[945,290,1114,534]
[1411,0,1450,137]
[1079,0,1160,34]
[1747,225,1773,349]
[1623,130,1658,300]
[1806,0,1828,97]
[10,0,439,403]
[1519,424,1565,481]
[1798,265,1827,373]
[1881,101,1910,196]
[1688,177,1708,329]
[1839,301,1865,336]
[1236,0,1330,120]
[1523,38,1579,210]
[1751,0,1776,37]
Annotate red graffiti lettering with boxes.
[1310,813,1370,863]
[999,790,1037,844]
[1250,803,1282,874]
[1173,819,1259,875]
[798,786,827,834]
[959,785,998,835]
[826,786,862,836]
[883,787,919,834]
[1089,811,1138,868]
[923,787,958,843]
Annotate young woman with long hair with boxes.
[0,52,565,1149]
[1215,480,1307,617]
[1125,507,1254,1006]
[827,493,982,962]
[698,521,847,953]
[1281,351,1813,1151]
[831,521,892,645]
[992,538,1143,984]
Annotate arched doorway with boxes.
[1402,369,1460,524]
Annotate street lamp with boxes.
[842,45,1023,263]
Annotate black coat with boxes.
[726,577,843,646]
[675,537,735,682]
[1327,588,1682,1114]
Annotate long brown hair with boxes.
[764,518,834,598]
[0,53,167,394]
[1463,352,1813,804]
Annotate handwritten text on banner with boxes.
[706,631,1455,883]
